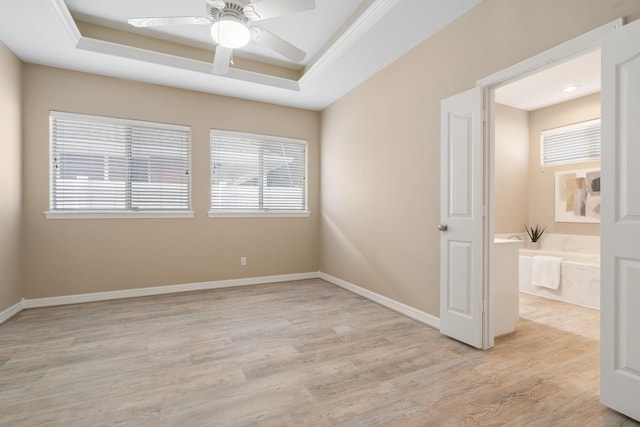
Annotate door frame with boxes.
[475,18,623,349]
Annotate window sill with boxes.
[44,210,195,219]
[208,211,310,218]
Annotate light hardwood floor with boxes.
[0,279,638,426]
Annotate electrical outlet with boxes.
[240,256,247,266]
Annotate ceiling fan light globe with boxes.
[211,19,251,49]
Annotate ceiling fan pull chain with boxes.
[230,49,234,65]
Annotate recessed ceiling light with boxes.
[563,85,580,92]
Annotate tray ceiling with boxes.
[0,0,482,110]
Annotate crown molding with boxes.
[299,0,400,87]
[49,0,82,44]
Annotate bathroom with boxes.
[493,49,601,324]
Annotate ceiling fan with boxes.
[128,0,315,75]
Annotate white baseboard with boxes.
[0,300,24,325]
[22,272,319,309]
[6,272,440,333]
[319,272,440,329]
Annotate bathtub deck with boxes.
[519,251,601,309]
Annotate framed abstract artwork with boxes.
[554,169,601,223]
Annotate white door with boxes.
[600,19,640,422]
[440,87,485,349]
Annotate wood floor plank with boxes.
[0,279,638,426]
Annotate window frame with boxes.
[46,111,194,219]
[540,118,601,167]
[209,129,309,218]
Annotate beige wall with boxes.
[494,94,601,237]
[0,42,22,311]
[22,65,320,299]
[320,0,639,317]
[494,103,530,234]
[6,0,638,312]
[528,92,601,236]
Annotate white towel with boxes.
[532,255,563,289]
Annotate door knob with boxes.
[438,223,448,232]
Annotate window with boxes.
[210,130,308,216]
[541,119,601,166]
[48,111,192,218]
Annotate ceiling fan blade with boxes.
[128,16,211,28]
[243,0,315,21]
[251,27,305,62]
[212,46,232,75]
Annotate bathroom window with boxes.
[541,118,601,166]
[209,129,308,217]
[48,111,192,218]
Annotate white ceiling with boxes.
[0,0,482,110]
[495,49,601,111]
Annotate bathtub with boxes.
[518,248,600,309]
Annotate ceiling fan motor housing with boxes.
[206,1,249,23]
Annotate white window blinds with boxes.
[50,111,191,212]
[541,119,601,166]
[210,130,307,215]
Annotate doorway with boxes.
[476,17,640,419]
[475,18,623,349]
[492,49,602,337]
